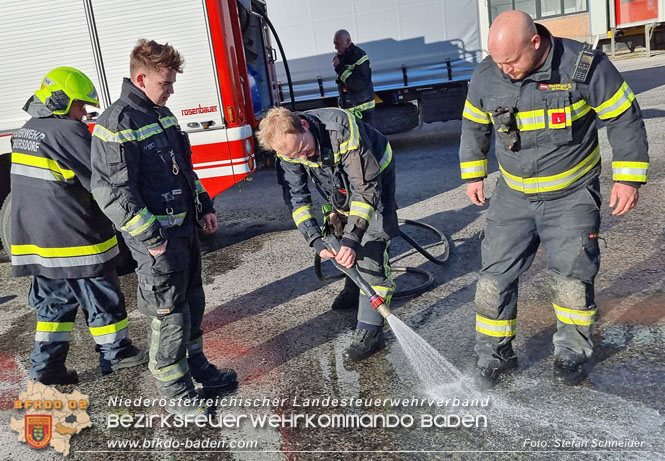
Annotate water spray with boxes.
[322,235,392,319]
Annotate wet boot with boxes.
[553,359,588,385]
[100,346,149,376]
[331,277,360,311]
[474,357,518,390]
[158,374,213,417]
[188,352,237,392]
[342,328,386,361]
[33,368,79,386]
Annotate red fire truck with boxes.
[0,0,279,252]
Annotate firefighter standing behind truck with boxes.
[333,29,376,125]
[90,40,236,416]
[257,107,398,361]
[459,11,649,387]
[10,67,148,385]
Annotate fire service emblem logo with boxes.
[25,415,52,449]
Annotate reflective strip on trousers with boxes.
[35,321,74,342]
[593,81,635,120]
[11,236,119,269]
[187,336,203,356]
[500,145,600,194]
[476,314,516,337]
[292,205,315,226]
[349,201,374,223]
[460,159,488,179]
[122,207,157,237]
[553,303,596,326]
[612,161,649,182]
[11,152,75,182]
[89,318,129,345]
[149,318,189,382]
[463,100,491,124]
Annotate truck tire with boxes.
[373,103,420,135]
[0,193,11,259]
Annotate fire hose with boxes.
[314,219,449,299]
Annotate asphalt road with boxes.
[1,53,664,460]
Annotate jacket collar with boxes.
[120,78,159,111]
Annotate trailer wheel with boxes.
[0,193,11,259]
[373,103,419,135]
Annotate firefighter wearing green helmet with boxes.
[10,66,147,385]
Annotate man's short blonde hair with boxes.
[257,107,303,150]
[130,39,184,78]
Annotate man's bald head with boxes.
[334,29,352,54]
[488,10,548,80]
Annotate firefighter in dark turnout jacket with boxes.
[90,40,236,416]
[333,30,376,124]
[459,11,649,386]
[10,67,147,385]
[258,107,398,361]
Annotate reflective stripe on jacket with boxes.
[10,97,119,278]
[459,24,649,200]
[278,108,398,249]
[90,79,214,249]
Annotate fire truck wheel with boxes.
[0,192,11,260]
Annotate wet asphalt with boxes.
[1,53,665,460]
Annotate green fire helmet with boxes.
[34,67,100,115]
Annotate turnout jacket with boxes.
[335,43,375,115]
[459,24,649,200]
[10,97,119,279]
[278,108,398,251]
[90,79,213,250]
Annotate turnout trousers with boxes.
[125,232,206,398]
[29,272,133,378]
[475,177,601,368]
[356,234,395,327]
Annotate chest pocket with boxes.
[543,93,573,146]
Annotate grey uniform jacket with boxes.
[278,108,397,251]
[10,96,119,279]
[90,79,214,250]
[459,24,649,200]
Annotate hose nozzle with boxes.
[371,295,392,319]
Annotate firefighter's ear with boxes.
[300,119,310,130]
[135,72,146,88]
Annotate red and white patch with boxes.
[551,111,566,125]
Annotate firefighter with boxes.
[90,40,236,416]
[333,29,376,125]
[460,11,649,387]
[10,67,148,385]
[257,107,398,361]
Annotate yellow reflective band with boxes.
[500,146,600,194]
[570,99,592,121]
[349,201,374,222]
[195,179,205,194]
[463,100,491,124]
[37,321,74,332]
[292,205,315,226]
[121,207,157,237]
[348,100,376,113]
[475,314,517,337]
[593,82,635,120]
[277,153,321,168]
[93,123,163,143]
[460,159,488,179]
[12,152,75,180]
[159,116,179,129]
[340,69,352,83]
[379,143,392,172]
[11,235,118,258]
[612,161,649,182]
[339,111,360,154]
[89,318,128,336]
[553,303,596,326]
[547,106,572,129]
[515,109,546,131]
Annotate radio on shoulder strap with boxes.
[572,43,595,84]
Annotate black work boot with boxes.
[33,368,79,386]
[474,357,518,390]
[343,328,386,361]
[188,353,237,392]
[160,376,214,417]
[331,278,360,311]
[100,346,149,376]
[553,359,588,385]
